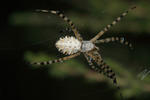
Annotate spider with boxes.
[31,6,136,91]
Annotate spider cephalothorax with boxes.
[81,41,96,52]
[32,6,136,96]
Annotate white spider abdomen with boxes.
[55,36,81,55]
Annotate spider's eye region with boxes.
[81,41,95,52]
[55,36,81,55]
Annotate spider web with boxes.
[137,66,150,80]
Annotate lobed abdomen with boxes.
[55,36,81,55]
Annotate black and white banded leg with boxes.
[95,37,133,49]
[36,9,83,41]
[31,52,80,65]
[84,53,102,73]
[91,6,136,42]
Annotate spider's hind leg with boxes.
[85,52,123,99]
[31,58,63,65]
[84,53,102,73]
[85,51,123,99]
[100,60,119,88]
[36,9,83,41]
[100,60,124,99]
[86,50,119,86]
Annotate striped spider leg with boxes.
[84,50,124,99]
[95,37,133,49]
[85,49,119,89]
[84,53,101,73]
[90,6,136,42]
[36,9,83,41]
[31,52,80,65]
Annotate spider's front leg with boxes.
[84,53,102,73]
[86,50,119,88]
[31,52,80,65]
[95,37,133,49]
[90,6,136,42]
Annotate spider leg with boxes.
[95,37,133,49]
[90,6,136,42]
[84,53,102,73]
[36,9,83,41]
[86,50,120,88]
[101,61,124,99]
[100,60,119,88]
[30,52,80,65]
[101,60,124,99]
[85,50,123,98]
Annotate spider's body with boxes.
[56,36,96,55]
[33,7,136,93]
[81,41,95,52]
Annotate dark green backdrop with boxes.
[2,0,150,100]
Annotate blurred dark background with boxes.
[1,0,150,100]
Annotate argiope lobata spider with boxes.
[31,6,136,93]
